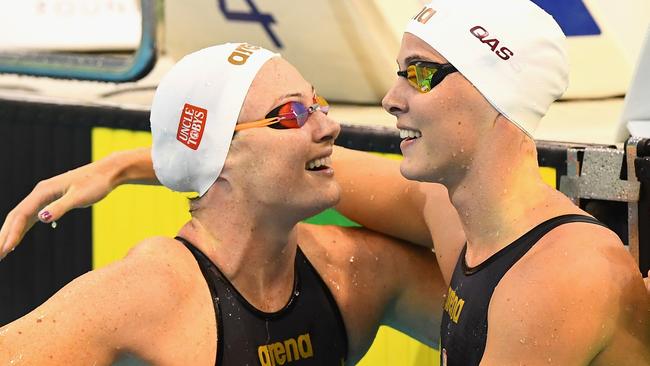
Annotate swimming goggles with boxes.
[235,95,330,131]
[397,61,458,93]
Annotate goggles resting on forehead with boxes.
[235,95,329,131]
[397,61,458,93]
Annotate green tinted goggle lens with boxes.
[397,62,458,93]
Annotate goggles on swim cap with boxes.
[235,95,330,131]
[397,61,458,93]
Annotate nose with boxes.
[382,80,409,117]
[310,112,340,143]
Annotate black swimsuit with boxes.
[177,237,348,366]
[439,215,606,365]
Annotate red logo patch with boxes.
[176,103,207,150]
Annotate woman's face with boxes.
[382,33,499,187]
[223,58,341,220]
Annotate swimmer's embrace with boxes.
[2,1,650,365]
[0,44,446,365]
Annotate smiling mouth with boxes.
[305,156,332,171]
[399,128,422,141]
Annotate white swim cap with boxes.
[150,43,279,195]
[405,0,569,137]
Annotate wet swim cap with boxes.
[150,43,279,195]
[405,0,569,137]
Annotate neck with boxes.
[448,134,581,266]
[178,184,301,309]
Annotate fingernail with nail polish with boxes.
[40,211,52,223]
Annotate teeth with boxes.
[307,156,332,170]
[399,129,422,139]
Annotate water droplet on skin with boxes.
[51,221,57,229]
[519,338,526,344]
[349,256,355,263]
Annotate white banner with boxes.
[0,0,141,51]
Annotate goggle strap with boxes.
[234,117,280,131]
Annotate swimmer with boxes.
[0,43,446,365]
[339,0,650,364]
[2,1,650,365]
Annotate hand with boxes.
[0,160,117,259]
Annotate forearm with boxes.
[332,146,432,247]
[104,147,158,187]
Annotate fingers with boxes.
[0,193,78,259]
[0,212,15,259]
[0,180,63,259]
[36,192,78,224]
[0,209,36,260]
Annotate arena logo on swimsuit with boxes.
[443,287,465,323]
[176,103,207,150]
[257,332,314,366]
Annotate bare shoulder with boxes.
[55,236,206,327]
[532,222,642,287]
[0,236,213,365]
[483,222,650,365]
[117,236,204,298]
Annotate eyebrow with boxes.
[274,85,316,104]
[398,54,438,68]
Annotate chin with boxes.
[400,159,434,183]
[297,186,341,218]
[316,186,341,210]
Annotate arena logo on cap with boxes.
[228,43,263,65]
[412,6,436,24]
[470,26,514,61]
[176,103,207,150]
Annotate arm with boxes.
[332,146,432,247]
[379,235,447,347]
[298,223,446,353]
[481,235,650,365]
[332,146,465,283]
[0,147,156,257]
[0,236,196,365]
